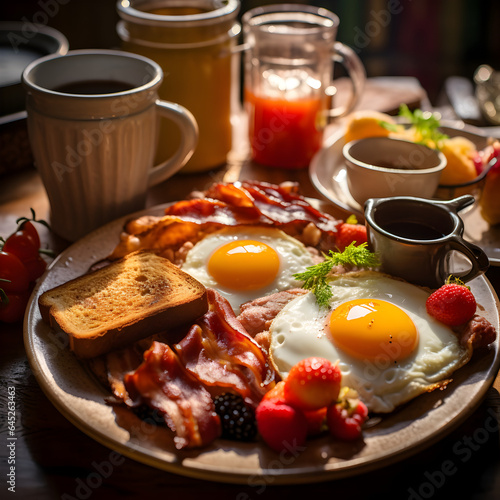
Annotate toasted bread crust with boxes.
[38,251,208,358]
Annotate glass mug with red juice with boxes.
[243,4,366,169]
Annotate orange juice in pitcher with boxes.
[245,70,328,169]
[242,4,365,169]
[117,0,240,173]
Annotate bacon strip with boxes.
[109,181,343,259]
[178,181,341,233]
[175,289,275,408]
[165,196,265,225]
[124,341,221,450]
[238,181,338,233]
[109,216,209,260]
[106,346,144,402]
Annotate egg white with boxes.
[181,226,315,313]
[269,271,472,413]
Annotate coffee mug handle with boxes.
[148,100,199,187]
[446,237,490,283]
[328,41,366,119]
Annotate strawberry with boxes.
[283,357,341,412]
[262,380,286,404]
[336,215,367,252]
[263,381,328,436]
[425,279,476,327]
[304,407,328,436]
[255,399,308,453]
[327,398,368,441]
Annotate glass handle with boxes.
[328,41,366,119]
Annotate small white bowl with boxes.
[342,137,447,206]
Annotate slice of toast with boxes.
[38,251,208,358]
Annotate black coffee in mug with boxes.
[54,79,132,95]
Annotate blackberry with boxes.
[214,393,257,442]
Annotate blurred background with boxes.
[2,0,500,104]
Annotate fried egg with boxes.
[269,271,473,413]
[181,226,315,313]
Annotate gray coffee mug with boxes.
[364,195,489,289]
[23,49,198,241]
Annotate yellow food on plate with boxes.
[480,166,500,225]
[343,110,399,144]
[438,136,478,185]
[269,271,473,414]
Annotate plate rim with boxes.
[23,201,500,484]
[310,129,360,215]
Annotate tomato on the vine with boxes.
[2,216,48,283]
[1,209,53,324]
[23,256,47,282]
[18,220,41,248]
[3,232,47,282]
[3,230,40,263]
[0,251,31,325]
[0,251,30,293]
[0,290,31,323]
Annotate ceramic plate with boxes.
[310,124,500,265]
[24,203,500,484]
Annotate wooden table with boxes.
[1,78,499,500]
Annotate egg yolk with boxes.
[207,239,280,291]
[329,299,419,362]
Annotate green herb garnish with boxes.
[293,243,381,308]
[377,120,400,133]
[380,104,448,149]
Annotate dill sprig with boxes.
[293,243,381,308]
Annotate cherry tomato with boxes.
[3,230,40,263]
[23,256,47,282]
[2,227,48,281]
[1,211,52,324]
[0,290,30,323]
[19,220,41,249]
[0,251,30,293]
[327,399,368,441]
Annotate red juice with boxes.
[246,89,325,169]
